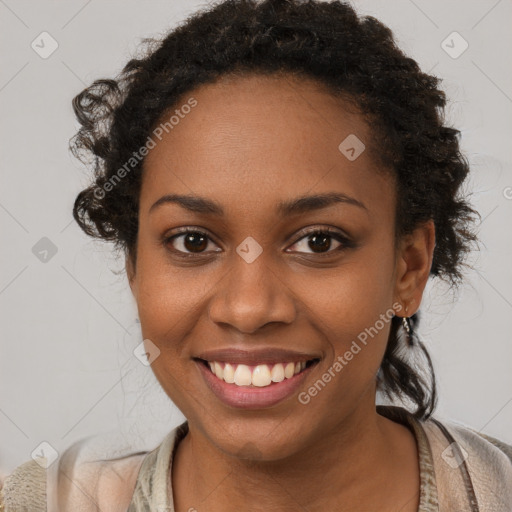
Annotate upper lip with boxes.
[194,348,322,365]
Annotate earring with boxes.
[402,304,414,347]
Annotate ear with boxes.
[393,220,435,316]
[126,253,137,297]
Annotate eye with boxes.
[287,227,353,255]
[163,226,353,258]
[164,229,220,256]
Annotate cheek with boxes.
[301,243,396,388]
[297,292,394,416]
[307,241,395,333]
[307,281,392,372]
[134,260,203,407]
[134,236,201,328]
[133,253,208,383]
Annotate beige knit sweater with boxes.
[2,406,511,511]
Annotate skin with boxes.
[127,72,435,512]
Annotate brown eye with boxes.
[287,228,352,255]
[165,230,218,254]
[306,232,335,253]
[182,232,208,252]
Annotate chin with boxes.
[200,413,318,462]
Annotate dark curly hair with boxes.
[71,0,478,420]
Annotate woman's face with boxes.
[128,73,432,460]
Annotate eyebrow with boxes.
[149,192,368,216]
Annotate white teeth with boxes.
[284,362,295,379]
[223,362,235,383]
[252,365,272,387]
[270,363,285,383]
[205,360,311,387]
[214,361,223,380]
[233,364,252,386]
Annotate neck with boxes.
[172,398,419,511]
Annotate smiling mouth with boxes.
[196,358,320,388]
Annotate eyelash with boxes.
[162,226,355,259]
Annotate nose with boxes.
[207,251,297,334]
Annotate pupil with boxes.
[185,233,207,252]
[308,233,331,253]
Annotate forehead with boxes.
[140,72,393,218]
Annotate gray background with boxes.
[1,0,511,474]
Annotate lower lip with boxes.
[196,360,317,409]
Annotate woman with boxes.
[1,0,511,510]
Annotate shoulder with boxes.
[423,415,512,468]
[50,436,148,511]
[2,424,188,511]
[422,415,512,507]
[0,457,46,511]
[1,437,148,512]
